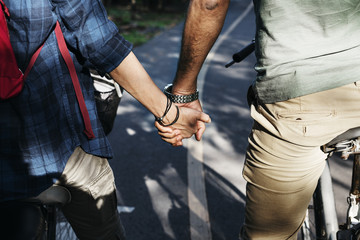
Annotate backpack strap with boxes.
[54,21,95,139]
[1,3,95,139]
[23,43,44,80]
[0,0,9,17]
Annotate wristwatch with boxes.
[163,84,199,103]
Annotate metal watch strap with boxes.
[163,84,199,103]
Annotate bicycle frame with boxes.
[332,137,360,239]
[321,131,360,239]
[36,185,72,240]
[317,161,339,240]
[348,154,360,226]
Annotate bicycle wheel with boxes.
[55,207,77,240]
[44,205,77,240]
[299,161,338,240]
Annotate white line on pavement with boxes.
[187,2,254,240]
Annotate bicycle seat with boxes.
[35,185,71,206]
[325,127,360,147]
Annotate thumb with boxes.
[195,121,206,141]
[197,112,211,123]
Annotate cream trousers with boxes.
[242,81,360,239]
[56,147,125,240]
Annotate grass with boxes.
[106,6,185,46]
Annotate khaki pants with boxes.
[56,147,125,240]
[241,82,360,239]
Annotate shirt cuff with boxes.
[89,33,133,75]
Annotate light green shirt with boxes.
[253,0,360,103]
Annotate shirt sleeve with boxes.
[50,0,133,74]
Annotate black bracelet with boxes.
[159,105,180,127]
[155,97,172,123]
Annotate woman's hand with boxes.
[155,103,211,146]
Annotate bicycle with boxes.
[26,185,76,240]
[226,43,360,240]
[300,127,360,240]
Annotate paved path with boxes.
[107,0,352,239]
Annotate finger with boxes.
[154,121,177,134]
[198,112,211,123]
[195,121,206,141]
[158,127,182,139]
[158,131,178,139]
[161,135,183,147]
[171,139,183,147]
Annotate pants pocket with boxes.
[277,111,335,124]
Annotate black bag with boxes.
[91,71,123,135]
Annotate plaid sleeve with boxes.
[51,0,133,73]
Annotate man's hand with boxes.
[155,104,211,146]
[175,100,206,142]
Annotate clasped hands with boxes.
[155,100,210,146]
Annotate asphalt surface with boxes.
[107,0,353,239]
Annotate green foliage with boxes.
[106,6,185,46]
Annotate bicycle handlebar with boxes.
[225,41,255,68]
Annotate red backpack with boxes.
[0,0,37,99]
[0,0,95,139]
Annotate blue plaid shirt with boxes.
[0,0,132,201]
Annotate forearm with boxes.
[110,51,177,123]
[173,0,230,94]
[110,51,211,144]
